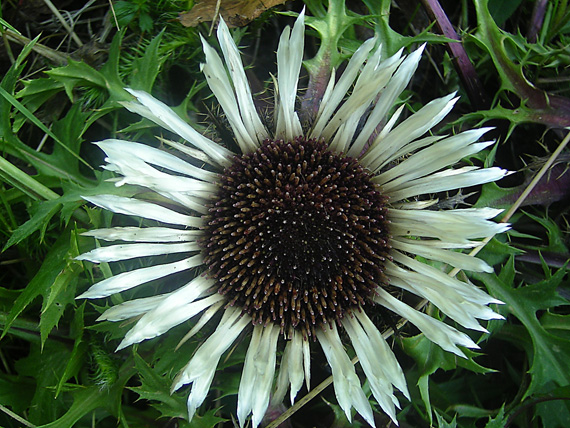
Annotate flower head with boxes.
[79,10,508,427]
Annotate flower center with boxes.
[201,137,390,337]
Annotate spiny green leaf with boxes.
[130,351,188,420]
[475,258,570,398]
[402,330,494,423]
[524,212,569,254]
[14,340,73,424]
[540,312,570,339]
[54,304,88,398]
[99,30,127,93]
[435,411,457,428]
[39,262,79,347]
[475,181,522,210]
[130,30,166,92]
[475,236,524,274]
[401,333,457,422]
[89,337,119,391]
[47,59,107,99]
[3,201,62,251]
[2,231,73,338]
[37,359,137,428]
[534,385,570,428]
[471,0,570,127]
[484,405,506,428]
[0,87,89,170]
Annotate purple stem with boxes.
[420,0,490,110]
[528,0,548,43]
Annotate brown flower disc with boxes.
[201,137,391,337]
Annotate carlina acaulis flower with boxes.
[77,8,509,428]
[201,136,390,337]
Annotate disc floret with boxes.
[202,137,391,337]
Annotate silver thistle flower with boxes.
[78,10,508,427]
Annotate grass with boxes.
[0,0,569,427]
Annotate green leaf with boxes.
[475,181,520,210]
[2,231,73,338]
[534,386,570,428]
[39,261,80,347]
[37,359,137,428]
[99,31,127,93]
[488,0,523,26]
[484,405,506,428]
[139,12,154,33]
[0,374,35,414]
[3,200,62,251]
[401,333,457,422]
[14,340,75,424]
[540,312,570,340]
[17,77,64,102]
[0,153,60,201]
[187,408,229,428]
[322,396,365,428]
[524,212,569,253]
[130,351,190,420]
[89,337,120,390]
[54,304,88,397]
[476,235,523,268]
[47,60,107,98]
[402,329,495,423]
[470,0,570,128]
[435,411,457,428]
[475,258,570,398]
[0,87,88,170]
[130,31,166,92]
[4,176,139,252]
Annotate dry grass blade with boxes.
[42,0,84,47]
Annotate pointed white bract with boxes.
[342,311,410,423]
[117,276,219,350]
[216,19,268,146]
[121,88,233,167]
[237,324,280,428]
[95,139,218,182]
[98,294,168,322]
[374,288,479,358]
[272,330,308,406]
[361,93,459,171]
[82,195,203,228]
[316,324,376,427]
[391,238,493,273]
[311,37,379,139]
[172,308,251,421]
[82,227,202,242]
[76,242,200,263]
[200,35,260,154]
[77,255,203,299]
[275,8,305,140]
[347,45,424,158]
[389,208,510,243]
[78,9,509,428]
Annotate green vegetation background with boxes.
[0,0,569,427]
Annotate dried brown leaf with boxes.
[179,0,287,27]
